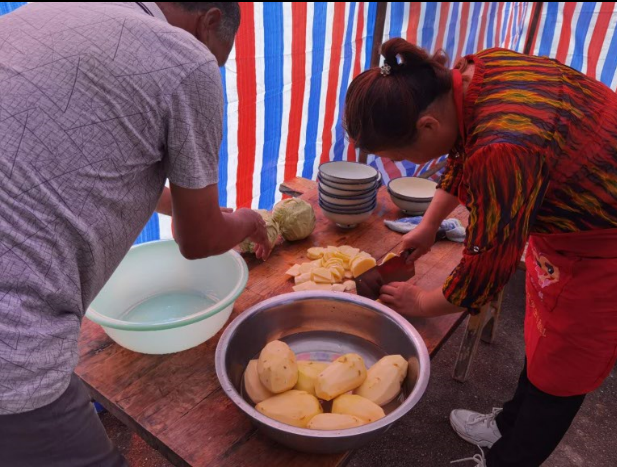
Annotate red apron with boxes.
[525,228,617,396]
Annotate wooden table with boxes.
[76,178,468,467]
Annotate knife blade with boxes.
[354,249,416,300]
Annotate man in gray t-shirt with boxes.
[0,2,269,465]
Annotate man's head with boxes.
[157,2,240,66]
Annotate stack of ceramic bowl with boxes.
[317,161,381,228]
[387,177,437,215]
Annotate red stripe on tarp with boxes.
[434,2,450,51]
[555,3,577,63]
[347,1,365,162]
[478,3,489,51]
[235,2,257,208]
[320,2,346,164]
[382,158,403,180]
[587,2,615,79]
[496,2,505,48]
[406,3,421,44]
[284,2,307,182]
[456,2,471,59]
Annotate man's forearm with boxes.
[156,186,173,216]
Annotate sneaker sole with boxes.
[449,416,496,448]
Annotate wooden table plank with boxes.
[76,178,468,467]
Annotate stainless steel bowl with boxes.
[215,291,430,454]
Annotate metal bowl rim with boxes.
[215,291,430,439]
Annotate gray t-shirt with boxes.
[0,2,222,414]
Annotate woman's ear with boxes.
[416,115,440,134]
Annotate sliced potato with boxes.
[258,340,298,394]
[331,283,346,292]
[295,361,329,395]
[344,271,354,279]
[351,257,377,278]
[244,360,275,404]
[312,267,334,284]
[332,394,385,423]
[343,280,356,291]
[307,247,326,260]
[314,353,367,401]
[294,272,312,285]
[380,252,398,265]
[299,262,318,274]
[256,390,322,428]
[339,245,360,257]
[286,264,301,277]
[293,281,334,292]
[355,355,408,406]
[307,413,365,430]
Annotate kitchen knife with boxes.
[354,249,415,300]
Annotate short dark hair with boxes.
[175,3,241,40]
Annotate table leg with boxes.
[452,306,491,382]
[481,290,504,344]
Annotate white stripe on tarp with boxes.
[548,3,565,58]
[297,1,314,177]
[417,3,427,46]
[329,1,350,160]
[383,2,392,43]
[252,2,265,208]
[516,2,534,53]
[312,2,334,177]
[342,2,360,159]
[274,1,293,204]
[565,3,584,64]
[225,45,239,209]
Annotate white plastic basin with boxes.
[86,240,248,354]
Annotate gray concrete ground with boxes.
[102,270,616,466]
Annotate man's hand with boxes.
[235,208,272,260]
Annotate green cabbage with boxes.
[239,210,281,253]
[272,198,316,241]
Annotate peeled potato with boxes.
[294,272,312,285]
[307,413,366,430]
[331,283,346,292]
[355,355,409,406]
[258,340,298,394]
[299,262,318,274]
[380,252,398,265]
[307,247,326,260]
[286,264,301,277]
[332,394,385,423]
[343,280,356,291]
[244,360,275,404]
[293,281,333,292]
[330,266,344,283]
[256,390,322,428]
[312,267,334,284]
[314,353,367,401]
[339,245,360,257]
[295,361,329,395]
[351,257,377,278]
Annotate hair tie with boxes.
[380,61,392,76]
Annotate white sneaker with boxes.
[451,446,486,466]
[450,408,502,448]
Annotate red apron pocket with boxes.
[525,237,575,313]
